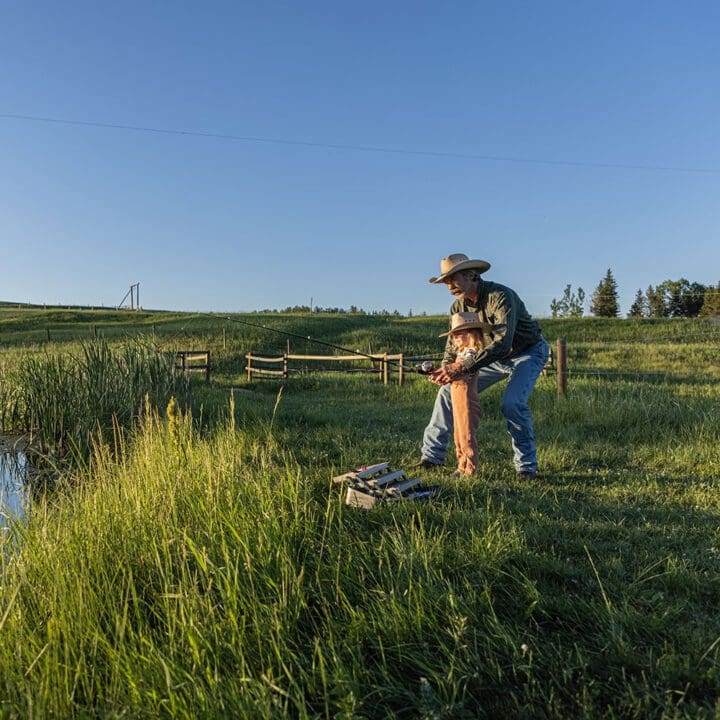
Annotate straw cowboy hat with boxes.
[439,312,495,337]
[428,253,491,284]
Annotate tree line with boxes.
[251,305,409,316]
[551,270,720,318]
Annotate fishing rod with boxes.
[189,312,438,374]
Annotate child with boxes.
[439,312,490,477]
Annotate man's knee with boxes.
[500,397,528,422]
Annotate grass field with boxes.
[1,308,719,718]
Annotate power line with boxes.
[1,112,719,174]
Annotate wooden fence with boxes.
[245,340,567,394]
[175,350,211,381]
[538,339,566,397]
[245,353,406,385]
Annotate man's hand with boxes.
[428,361,464,385]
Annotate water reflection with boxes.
[1,449,27,530]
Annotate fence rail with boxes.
[245,343,564,392]
[175,350,211,381]
[246,352,405,385]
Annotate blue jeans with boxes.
[421,338,549,473]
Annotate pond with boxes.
[1,446,27,531]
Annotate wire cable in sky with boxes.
[1,112,719,175]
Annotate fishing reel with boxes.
[415,361,436,375]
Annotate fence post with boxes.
[246,353,253,383]
[223,327,227,350]
[92,324,97,339]
[398,354,404,386]
[205,351,211,382]
[46,327,51,342]
[556,338,567,397]
[383,352,389,385]
[542,346,553,378]
[283,353,289,380]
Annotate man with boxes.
[419,253,549,479]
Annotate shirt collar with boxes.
[469,278,486,308]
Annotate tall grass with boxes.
[0,316,719,717]
[0,405,542,717]
[1,383,719,717]
[0,339,188,471]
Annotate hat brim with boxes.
[429,259,491,284]
[439,320,494,337]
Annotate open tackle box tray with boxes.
[333,462,440,509]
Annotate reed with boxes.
[0,338,188,471]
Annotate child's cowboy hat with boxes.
[428,253,491,284]
[439,312,495,337]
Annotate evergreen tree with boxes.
[628,288,646,318]
[590,269,619,317]
[645,284,667,318]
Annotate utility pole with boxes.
[117,282,141,311]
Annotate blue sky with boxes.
[2,1,719,317]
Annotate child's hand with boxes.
[429,362,463,385]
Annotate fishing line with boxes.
[187,312,430,373]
